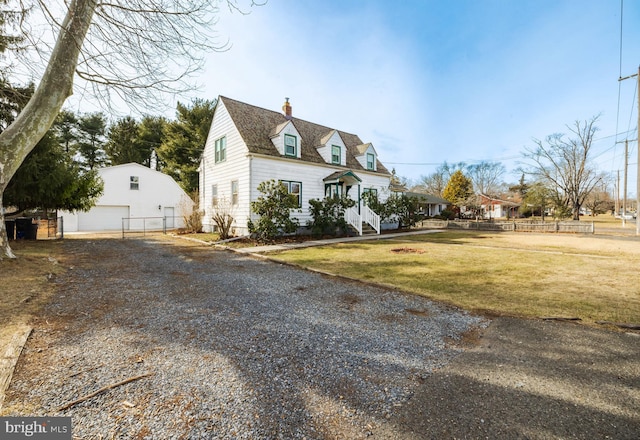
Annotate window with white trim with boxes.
[211,184,218,206]
[231,180,239,205]
[215,136,226,163]
[284,134,297,157]
[331,145,341,164]
[281,180,302,207]
[130,176,139,190]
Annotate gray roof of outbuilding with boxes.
[404,192,450,204]
[219,96,390,175]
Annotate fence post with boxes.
[163,217,167,234]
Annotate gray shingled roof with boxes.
[219,96,390,175]
[404,192,450,205]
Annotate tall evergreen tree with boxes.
[157,98,215,193]
[4,128,103,214]
[105,116,141,165]
[138,115,167,168]
[75,112,108,169]
[52,110,79,154]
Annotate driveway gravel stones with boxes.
[3,237,486,439]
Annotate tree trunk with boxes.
[0,0,97,258]
[572,202,581,221]
[0,191,16,259]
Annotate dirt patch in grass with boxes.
[390,247,425,254]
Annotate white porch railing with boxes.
[345,206,361,235]
[344,205,381,235]
[362,205,380,234]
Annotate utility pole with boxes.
[618,65,640,235]
[616,170,620,216]
[624,140,628,227]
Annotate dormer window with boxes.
[366,153,375,170]
[331,145,341,164]
[284,134,297,157]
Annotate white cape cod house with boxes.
[199,96,393,236]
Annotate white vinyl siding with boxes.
[248,157,391,230]
[200,99,252,233]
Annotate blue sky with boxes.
[194,0,640,193]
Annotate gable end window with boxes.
[215,136,227,163]
[281,180,302,207]
[284,134,297,157]
[130,176,139,190]
[366,153,375,170]
[331,145,341,164]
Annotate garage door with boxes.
[78,206,130,231]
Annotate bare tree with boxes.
[522,116,605,221]
[466,161,506,196]
[417,161,466,197]
[0,0,255,258]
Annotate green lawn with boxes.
[270,231,640,326]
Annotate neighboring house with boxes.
[478,194,520,219]
[199,96,393,235]
[61,163,194,232]
[404,192,450,217]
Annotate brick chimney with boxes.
[282,97,292,120]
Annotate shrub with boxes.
[248,180,300,242]
[439,210,456,220]
[180,192,203,233]
[211,196,235,240]
[307,195,355,237]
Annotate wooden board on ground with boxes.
[0,324,32,411]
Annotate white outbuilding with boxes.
[61,163,194,232]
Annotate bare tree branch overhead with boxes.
[0,0,259,258]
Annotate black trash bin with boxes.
[15,217,37,240]
[28,221,38,240]
[4,219,15,240]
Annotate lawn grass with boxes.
[271,231,640,325]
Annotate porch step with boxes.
[361,223,377,235]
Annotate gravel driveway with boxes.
[4,236,639,439]
[4,237,486,439]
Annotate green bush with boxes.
[248,180,300,242]
[307,195,355,237]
